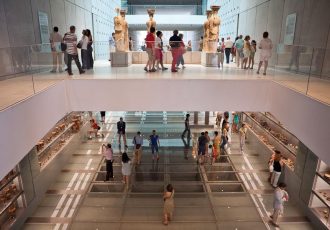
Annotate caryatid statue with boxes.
[208,5,221,53]
[120,10,129,52]
[146,9,156,32]
[114,8,125,52]
[203,10,212,52]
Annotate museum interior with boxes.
[0,0,330,229]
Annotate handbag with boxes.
[77,41,82,49]
[60,42,67,52]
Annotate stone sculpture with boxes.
[146,9,156,32]
[203,10,212,52]
[114,8,125,52]
[120,10,129,52]
[208,5,221,53]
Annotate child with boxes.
[248,40,257,69]
[155,31,168,71]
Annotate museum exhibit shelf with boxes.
[0,167,25,229]
[310,160,330,227]
[35,112,85,169]
[242,112,298,171]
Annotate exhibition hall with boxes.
[0,0,329,229]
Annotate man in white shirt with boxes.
[50,27,63,73]
[102,143,114,181]
[224,37,234,64]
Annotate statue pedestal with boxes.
[201,52,218,67]
[111,52,132,67]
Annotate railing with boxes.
[273,44,330,104]
[0,41,329,111]
[124,5,205,15]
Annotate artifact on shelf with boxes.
[8,204,16,220]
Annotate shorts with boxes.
[151,145,158,154]
[243,49,251,58]
[198,147,206,155]
[146,48,154,60]
[260,53,271,62]
[155,49,163,61]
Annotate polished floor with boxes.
[0,61,329,111]
[23,112,314,230]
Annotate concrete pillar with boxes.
[205,111,210,125]
[194,112,198,124]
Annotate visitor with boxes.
[217,38,225,69]
[186,40,192,51]
[149,130,160,160]
[100,111,106,124]
[212,131,221,164]
[176,33,185,69]
[248,40,257,69]
[163,184,175,225]
[181,114,191,139]
[239,123,247,152]
[121,152,132,188]
[270,182,289,227]
[129,36,133,51]
[205,131,211,163]
[215,112,222,128]
[242,35,251,69]
[86,29,94,69]
[49,26,63,73]
[63,25,84,75]
[155,31,168,71]
[270,150,284,187]
[133,131,143,165]
[117,117,127,148]
[102,143,114,181]
[222,111,229,131]
[199,36,203,51]
[220,128,228,154]
[268,151,276,182]
[109,32,115,61]
[232,112,239,133]
[257,31,273,75]
[234,35,244,68]
[231,37,238,62]
[169,30,181,72]
[144,26,156,72]
[88,119,103,139]
[197,132,207,165]
[80,29,89,70]
[224,37,234,64]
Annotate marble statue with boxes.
[208,5,221,53]
[114,8,125,52]
[146,9,156,32]
[203,10,212,52]
[120,10,129,52]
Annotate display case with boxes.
[36,112,85,169]
[242,112,299,170]
[0,167,25,228]
[310,160,330,227]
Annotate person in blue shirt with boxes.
[234,35,244,68]
[149,130,160,160]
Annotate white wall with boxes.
[1,79,329,179]
[0,81,70,178]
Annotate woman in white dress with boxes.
[257,32,273,75]
[121,152,131,188]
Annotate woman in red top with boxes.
[88,119,104,139]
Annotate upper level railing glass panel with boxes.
[0,42,328,111]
